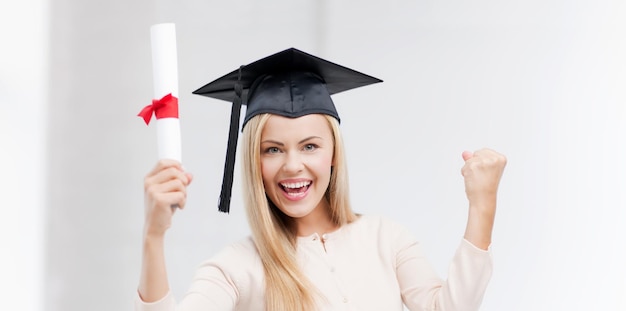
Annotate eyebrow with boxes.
[261,136,323,146]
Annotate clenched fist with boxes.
[461,149,507,207]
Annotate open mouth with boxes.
[280,181,311,197]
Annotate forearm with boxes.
[463,198,496,250]
[138,234,170,302]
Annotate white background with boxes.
[1,0,624,310]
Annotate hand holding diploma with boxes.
[138,23,189,214]
[137,23,193,302]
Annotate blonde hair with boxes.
[241,113,357,311]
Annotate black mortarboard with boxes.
[193,47,382,213]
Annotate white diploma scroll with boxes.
[150,23,182,162]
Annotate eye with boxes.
[303,144,318,152]
[264,147,281,154]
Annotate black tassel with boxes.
[218,66,244,213]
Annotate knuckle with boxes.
[173,179,185,190]
[158,159,176,168]
[144,174,159,188]
[145,184,158,196]
[170,166,184,177]
[164,166,176,175]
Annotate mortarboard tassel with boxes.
[218,66,244,213]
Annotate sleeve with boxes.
[134,246,245,311]
[394,223,492,311]
[134,291,176,311]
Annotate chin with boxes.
[276,203,317,219]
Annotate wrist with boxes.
[143,229,166,245]
[468,195,497,214]
[464,201,497,251]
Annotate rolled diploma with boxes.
[151,23,181,162]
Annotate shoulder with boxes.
[220,237,259,256]
[338,214,422,269]
[187,237,264,306]
[199,237,263,290]
[349,214,413,237]
[341,214,417,250]
[208,236,261,268]
[197,236,263,287]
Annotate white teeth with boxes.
[281,181,311,189]
[285,191,306,198]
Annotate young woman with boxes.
[136,48,507,311]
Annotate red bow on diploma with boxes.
[137,93,179,125]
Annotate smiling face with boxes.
[260,114,335,229]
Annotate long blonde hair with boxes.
[241,113,357,311]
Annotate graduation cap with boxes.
[193,47,382,213]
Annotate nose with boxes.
[282,151,304,174]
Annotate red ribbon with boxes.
[137,93,179,125]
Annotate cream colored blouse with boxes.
[135,215,492,311]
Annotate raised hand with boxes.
[143,159,193,238]
[461,149,507,208]
[139,160,193,302]
[460,149,507,250]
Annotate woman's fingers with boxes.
[461,150,474,161]
[143,160,192,236]
[146,178,188,206]
[461,148,507,203]
[146,159,182,178]
[145,163,189,190]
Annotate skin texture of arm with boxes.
[460,149,507,250]
[138,160,192,302]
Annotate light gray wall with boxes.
[1,0,48,310]
[35,0,626,310]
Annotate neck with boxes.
[293,201,338,237]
